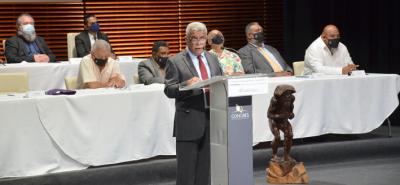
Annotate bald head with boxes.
[321,24,341,48]
[207,30,223,45]
[321,24,340,39]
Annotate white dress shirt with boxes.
[304,36,353,75]
[88,32,96,48]
[187,48,211,80]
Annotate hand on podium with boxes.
[185,76,201,86]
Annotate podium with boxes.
[181,74,269,185]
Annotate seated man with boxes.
[138,41,169,85]
[5,13,56,63]
[75,14,113,58]
[238,22,292,76]
[304,24,358,75]
[77,40,125,89]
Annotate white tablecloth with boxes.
[0,84,176,178]
[252,74,400,143]
[0,59,141,90]
[0,74,399,178]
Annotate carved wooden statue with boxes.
[268,84,296,162]
[266,84,309,184]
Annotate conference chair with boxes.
[133,74,141,84]
[293,61,305,76]
[65,77,78,90]
[2,39,6,63]
[67,33,79,59]
[0,72,28,93]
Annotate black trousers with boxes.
[176,127,210,185]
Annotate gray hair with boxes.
[16,13,34,27]
[91,39,111,53]
[185,22,207,38]
[245,22,260,35]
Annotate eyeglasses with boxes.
[190,37,207,44]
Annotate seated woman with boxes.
[77,40,125,89]
[207,30,244,76]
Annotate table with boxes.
[0,74,399,178]
[0,59,142,90]
[0,84,176,178]
[252,74,400,143]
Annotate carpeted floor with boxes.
[1,125,399,185]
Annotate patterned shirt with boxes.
[209,49,244,76]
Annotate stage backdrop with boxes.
[0,0,283,61]
[283,0,400,124]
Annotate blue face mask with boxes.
[89,22,100,32]
[22,24,35,34]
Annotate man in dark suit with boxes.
[238,22,292,76]
[138,40,169,85]
[164,22,223,185]
[5,13,56,63]
[75,14,112,58]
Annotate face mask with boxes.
[21,24,35,35]
[212,35,224,45]
[95,58,107,66]
[253,32,265,43]
[157,57,168,68]
[89,23,100,32]
[327,38,340,49]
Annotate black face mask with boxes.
[253,32,265,43]
[327,38,340,49]
[157,57,168,68]
[212,35,224,45]
[95,58,107,66]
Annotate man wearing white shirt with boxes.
[304,24,358,75]
[77,40,125,89]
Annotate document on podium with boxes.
[179,76,226,91]
[179,74,270,91]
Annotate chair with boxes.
[65,77,78,90]
[293,61,305,76]
[133,74,140,84]
[0,72,28,93]
[67,33,79,59]
[2,39,7,63]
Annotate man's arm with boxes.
[305,46,342,75]
[238,46,255,74]
[164,58,201,99]
[138,61,165,85]
[5,37,34,63]
[75,34,89,58]
[37,37,56,62]
[101,33,114,54]
[84,81,109,89]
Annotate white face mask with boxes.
[21,24,35,35]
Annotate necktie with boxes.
[197,55,209,80]
[257,47,283,72]
[197,55,210,106]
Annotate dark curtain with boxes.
[283,0,400,125]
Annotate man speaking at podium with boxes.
[164,22,223,185]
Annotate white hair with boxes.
[185,22,207,38]
[91,39,111,53]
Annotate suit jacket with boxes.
[238,43,292,75]
[75,31,112,58]
[164,50,223,141]
[5,35,56,63]
[138,58,165,85]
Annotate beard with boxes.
[17,30,36,42]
